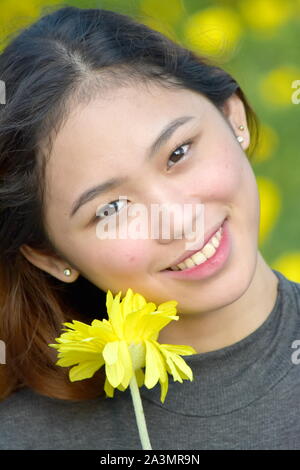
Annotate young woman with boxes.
[0,6,299,450]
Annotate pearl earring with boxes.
[236,124,245,143]
[64,268,72,277]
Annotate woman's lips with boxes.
[163,218,226,270]
[160,217,231,281]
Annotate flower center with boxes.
[128,342,146,370]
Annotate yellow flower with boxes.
[260,66,300,107]
[183,7,243,60]
[49,288,197,404]
[253,123,278,163]
[238,0,293,32]
[272,252,300,283]
[257,176,281,246]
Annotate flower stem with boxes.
[129,373,152,450]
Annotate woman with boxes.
[0,6,299,450]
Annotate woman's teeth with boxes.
[168,225,223,271]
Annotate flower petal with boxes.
[106,290,114,316]
[159,345,194,381]
[109,292,124,338]
[104,377,115,398]
[170,354,194,381]
[138,314,178,339]
[69,358,104,382]
[120,288,134,319]
[122,303,157,341]
[156,300,178,314]
[144,341,169,403]
[89,322,116,343]
[103,342,125,387]
[62,320,92,335]
[102,341,119,365]
[159,375,169,404]
[119,340,133,389]
[144,340,166,389]
[132,292,148,311]
[54,341,102,354]
[105,362,124,388]
[157,300,178,309]
[55,349,103,366]
[160,344,197,356]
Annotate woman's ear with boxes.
[220,93,251,151]
[19,244,80,282]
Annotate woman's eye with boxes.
[91,199,127,224]
[90,141,192,225]
[167,142,191,170]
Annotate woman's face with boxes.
[37,82,259,314]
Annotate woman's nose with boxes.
[156,203,185,244]
[153,201,204,247]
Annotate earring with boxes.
[236,125,244,143]
[64,268,72,277]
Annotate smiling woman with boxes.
[0,5,300,451]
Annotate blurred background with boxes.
[0,0,299,281]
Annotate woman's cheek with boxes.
[95,239,152,274]
[115,239,152,272]
[191,156,239,203]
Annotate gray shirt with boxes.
[1,269,300,450]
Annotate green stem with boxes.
[129,372,152,450]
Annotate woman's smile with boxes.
[160,217,231,281]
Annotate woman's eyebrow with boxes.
[69,115,196,218]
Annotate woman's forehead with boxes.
[43,85,211,214]
[48,84,208,159]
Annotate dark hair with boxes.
[0,5,259,401]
